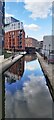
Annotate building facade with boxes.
[5,29,25,51]
[25,37,39,53]
[42,35,54,58]
[5,17,24,32]
[38,41,43,53]
[39,41,43,49]
[25,37,38,48]
[5,17,19,24]
[0,0,5,55]
[5,17,25,51]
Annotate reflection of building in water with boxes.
[4,57,24,82]
[9,57,24,79]
[5,76,16,84]
[25,54,37,62]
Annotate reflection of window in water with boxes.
[5,76,16,84]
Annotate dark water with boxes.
[3,54,52,118]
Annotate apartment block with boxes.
[5,17,25,51]
[5,16,19,24]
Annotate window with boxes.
[18,23,20,28]
[19,41,22,44]
[12,24,13,26]
[18,45,22,48]
[12,32,14,35]
[9,32,11,35]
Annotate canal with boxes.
[3,54,52,118]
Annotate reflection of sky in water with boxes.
[5,59,44,94]
[5,56,52,118]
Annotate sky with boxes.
[5,0,53,41]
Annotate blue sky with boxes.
[5,0,53,41]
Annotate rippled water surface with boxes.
[3,54,52,118]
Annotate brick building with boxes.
[4,17,25,51]
[25,37,38,48]
[25,37,39,53]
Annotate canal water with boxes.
[3,54,52,118]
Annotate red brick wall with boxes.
[25,38,32,47]
[25,37,37,48]
[4,30,25,51]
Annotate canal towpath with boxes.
[36,52,54,100]
[0,52,26,74]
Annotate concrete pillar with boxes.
[0,74,2,119]
[0,55,4,63]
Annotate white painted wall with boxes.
[42,35,54,58]
[5,22,24,33]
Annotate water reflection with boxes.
[25,54,37,62]
[3,54,52,118]
[4,57,24,83]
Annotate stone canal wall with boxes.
[36,52,54,101]
[0,53,26,74]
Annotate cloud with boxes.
[5,13,14,17]
[23,74,46,96]
[16,0,24,2]
[16,0,53,2]
[16,0,53,19]
[5,0,53,19]
[24,24,40,31]
[5,73,52,118]
[26,61,39,71]
[24,1,52,19]
[23,73,52,117]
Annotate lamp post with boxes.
[45,45,46,53]
[45,45,46,58]
[48,44,51,64]
[44,45,46,59]
[49,44,51,57]
[45,45,46,50]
